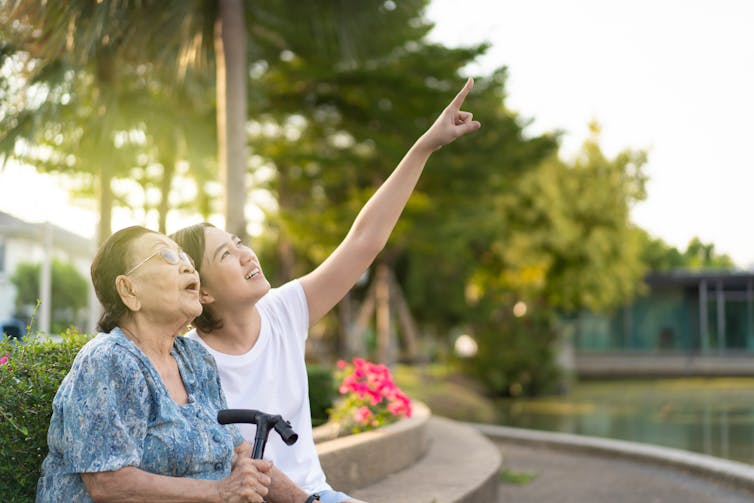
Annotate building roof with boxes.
[647,270,754,288]
[0,210,95,259]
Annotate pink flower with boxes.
[333,357,412,431]
[391,402,412,418]
[0,353,8,366]
[367,389,382,406]
[372,363,389,378]
[387,400,405,416]
[379,381,396,397]
[338,375,356,395]
[353,406,373,424]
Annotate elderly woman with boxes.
[36,226,307,502]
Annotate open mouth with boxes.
[185,279,200,293]
[245,268,261,280]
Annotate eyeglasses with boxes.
[125,247,194,276]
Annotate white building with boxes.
[0,210,97,336]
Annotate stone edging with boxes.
[471,422,754,495]
[314,401,431,492]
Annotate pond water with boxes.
[496,378,754,465]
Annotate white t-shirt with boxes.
[185,280,331,493]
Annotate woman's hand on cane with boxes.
[216,457,272,503]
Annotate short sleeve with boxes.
[258,280,309,343]
[286,280,309,336]
[60,345,150,473]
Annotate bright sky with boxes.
[427,0,754,268]
[1,0,752,266]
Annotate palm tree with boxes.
[1,0,410,244]
[1,0,248,241]
[215,0,247,240]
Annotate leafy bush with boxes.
[460,306,561,398]
[306,364,336,426]
[0,330,92,502]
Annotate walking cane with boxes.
[217,409,299,459]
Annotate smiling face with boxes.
[120,233,202,327]
[197,226,271,309]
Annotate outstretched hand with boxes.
[418,77,481,152]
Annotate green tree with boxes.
[0,0,239,241]
[10,260,89,333]
[1,0,390,242]
[640,232,735,271]
[479,123,648,312]
[242,1,558,362]
[681,237,735,269]
[0,1,154,243]
[460,124,649,396]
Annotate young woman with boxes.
[172,78,480,503]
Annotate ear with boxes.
[199,287,215,306]
[115,275,142,312]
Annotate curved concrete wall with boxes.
[314,401,431,492]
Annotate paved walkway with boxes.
[495,441,754,503]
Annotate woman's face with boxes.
[124,233,202,325]
[198,227,271,307]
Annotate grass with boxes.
[499,467,538,485]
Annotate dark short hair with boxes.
[91,226,157,333]
[170,223,223,332]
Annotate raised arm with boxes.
[300,78,481,325]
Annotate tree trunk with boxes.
[157,154,176,234]
[275,164,296,280]
[215,0,248,241]
[97,163,113,246]
[388,269,420,361]
[375,261,392,364]
[351,279,376,357]
[277,235,296,282]
[157,145,179,234]
[94,53,116,246]
[338,291,353,357]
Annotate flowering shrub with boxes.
[329,358,412,434]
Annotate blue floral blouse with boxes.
[36,328,243,502]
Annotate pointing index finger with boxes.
[449,77,474,110]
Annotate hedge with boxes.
[0,330,92,502]
[306,364,336,426]
[0,331,336,502]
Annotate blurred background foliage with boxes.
[0,0,734,398]
[10,260,89,334]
